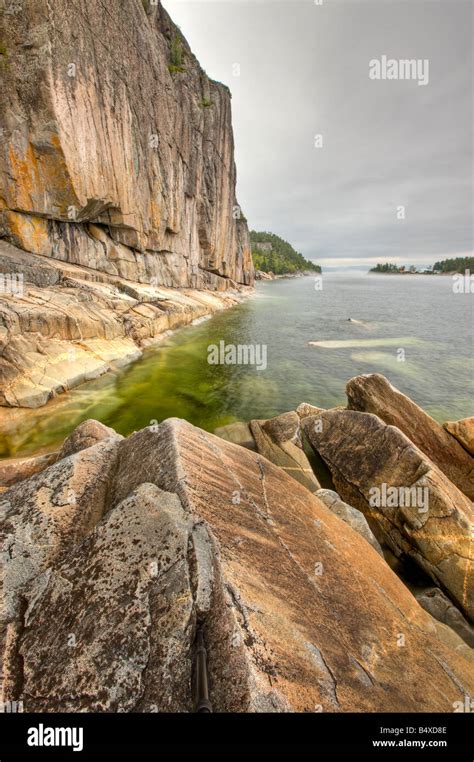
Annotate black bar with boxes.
[0,712,472,757]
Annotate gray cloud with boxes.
[163,0,473,266]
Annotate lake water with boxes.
[1,273,472,458]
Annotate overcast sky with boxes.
[162,0,473,267]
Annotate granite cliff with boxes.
[0,0,253,407]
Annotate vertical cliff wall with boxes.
[0,0,253,290]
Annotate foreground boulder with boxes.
[303,410,474,622]
[0,436,122,701]
[3,419,473,712]
[346,374,474,500]
[19,483,214,712]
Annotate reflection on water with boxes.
[1,273,472,458]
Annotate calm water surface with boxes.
[1,273,472,458]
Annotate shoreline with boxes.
[368,271,460,276]
[0,241,254,410]
[0,283,254,459]
[255,269,319,281]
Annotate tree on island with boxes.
[250,231,321,274]
[370,263,403,273]
[433,256,474,273]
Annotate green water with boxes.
[1,273,472,458]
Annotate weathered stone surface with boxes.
[0,436,121,701]
[315,489,383,556]
[58,419,122,459]
[444,417,474,457]
[18,484,208,711]
[303,409,474,622]
[0,438,120,611]
[346,374,474,500]
[416,587,474,648]
[250,411,321,492]
[0,0,252,290]
[296,402,325,419]
[0,451,58,489]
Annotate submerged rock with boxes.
[2,418,473,712]
[303,409,474,622]
[346,374,474,500]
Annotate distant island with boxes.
[432,256,474,273]
[250,230,321,278]
[370,256,474,274]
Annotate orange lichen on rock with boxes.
[3,210,51,256]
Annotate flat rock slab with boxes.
[0,241,244,408]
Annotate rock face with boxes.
[2,418,474,712]
[303,410,474,622]
[250,411,321,492]
[0,0,253,290]
[315,489,383,556]
[346,374,474,500]
[0,0,254,408]
[444,417,474,457]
